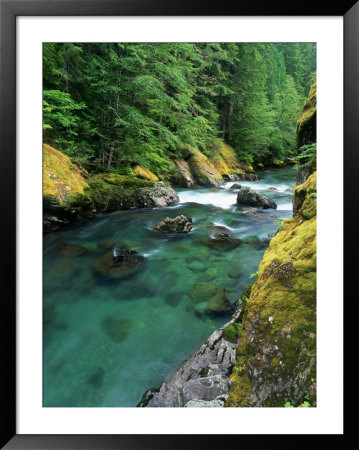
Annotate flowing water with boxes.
[43,167,296,407]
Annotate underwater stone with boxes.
[188,261,206,273]
[93,250,146,280]
[102,316,132,343]
[204,232,241,251]
[57,243,90,257]
[86,367,106,388]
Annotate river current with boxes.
[43,167,296,407]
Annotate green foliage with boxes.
[43,43,316,174]
[295,143,317,164]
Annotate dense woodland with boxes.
[43,42,316,174]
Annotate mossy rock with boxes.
[188,152,223,186]
[297,81,316,149]
[170,159,195,187]
[222,322,241,343]
[207,140,253,175]
[102,316,132,343]
[131,164,159,182]
[43,143,90,204]
[226,173,317,407]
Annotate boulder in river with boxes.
[154,215,192,233]
[93,250,146,280]
[204,232,241,251]
[230,183,242,190]
[237,187,277,209]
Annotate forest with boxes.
[43,42,316,174]
[43,42,317,409]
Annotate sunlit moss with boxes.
[43,143,90,204]
[131,164,159,182]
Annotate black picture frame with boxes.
[1,0,356,448]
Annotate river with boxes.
[43,166,296,407]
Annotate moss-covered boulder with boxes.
[226,172,317,407]
[207,140,254,179]
[170,159,195,187]
[131,164,159,182]
[43,144,92,231]
[43,144,90,202]
[88,174,179,211]
[297,81,316,149]
[187,147,223,187]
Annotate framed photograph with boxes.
[1,0,356,448]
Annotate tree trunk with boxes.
[107,145,114,171]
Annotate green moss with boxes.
[43,143,90,203]
[226,173,317,407]
[131,164,159,181]
[222,322,241,343]
[207,139,253,176]
[199,367,210,378]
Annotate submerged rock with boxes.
[57,243,89,257]
[86,367,106,389]
[93,250,146,280]
[97,239,120,251]
[237,187,277,209]
[228,266,241,279]
[189,281,234,315]
[267,186,278,191]
[154,215,192,233]
[187,261,206,273]
[102,316,132,343]
[230,183,242,190]
[204,232,241,251]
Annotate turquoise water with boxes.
[43,167,296,407]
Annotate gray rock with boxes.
[138,182,179,208]
[154,214,192,233]
[184,395,228,407]
[137,304,243,407]
[237,187,277,209]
